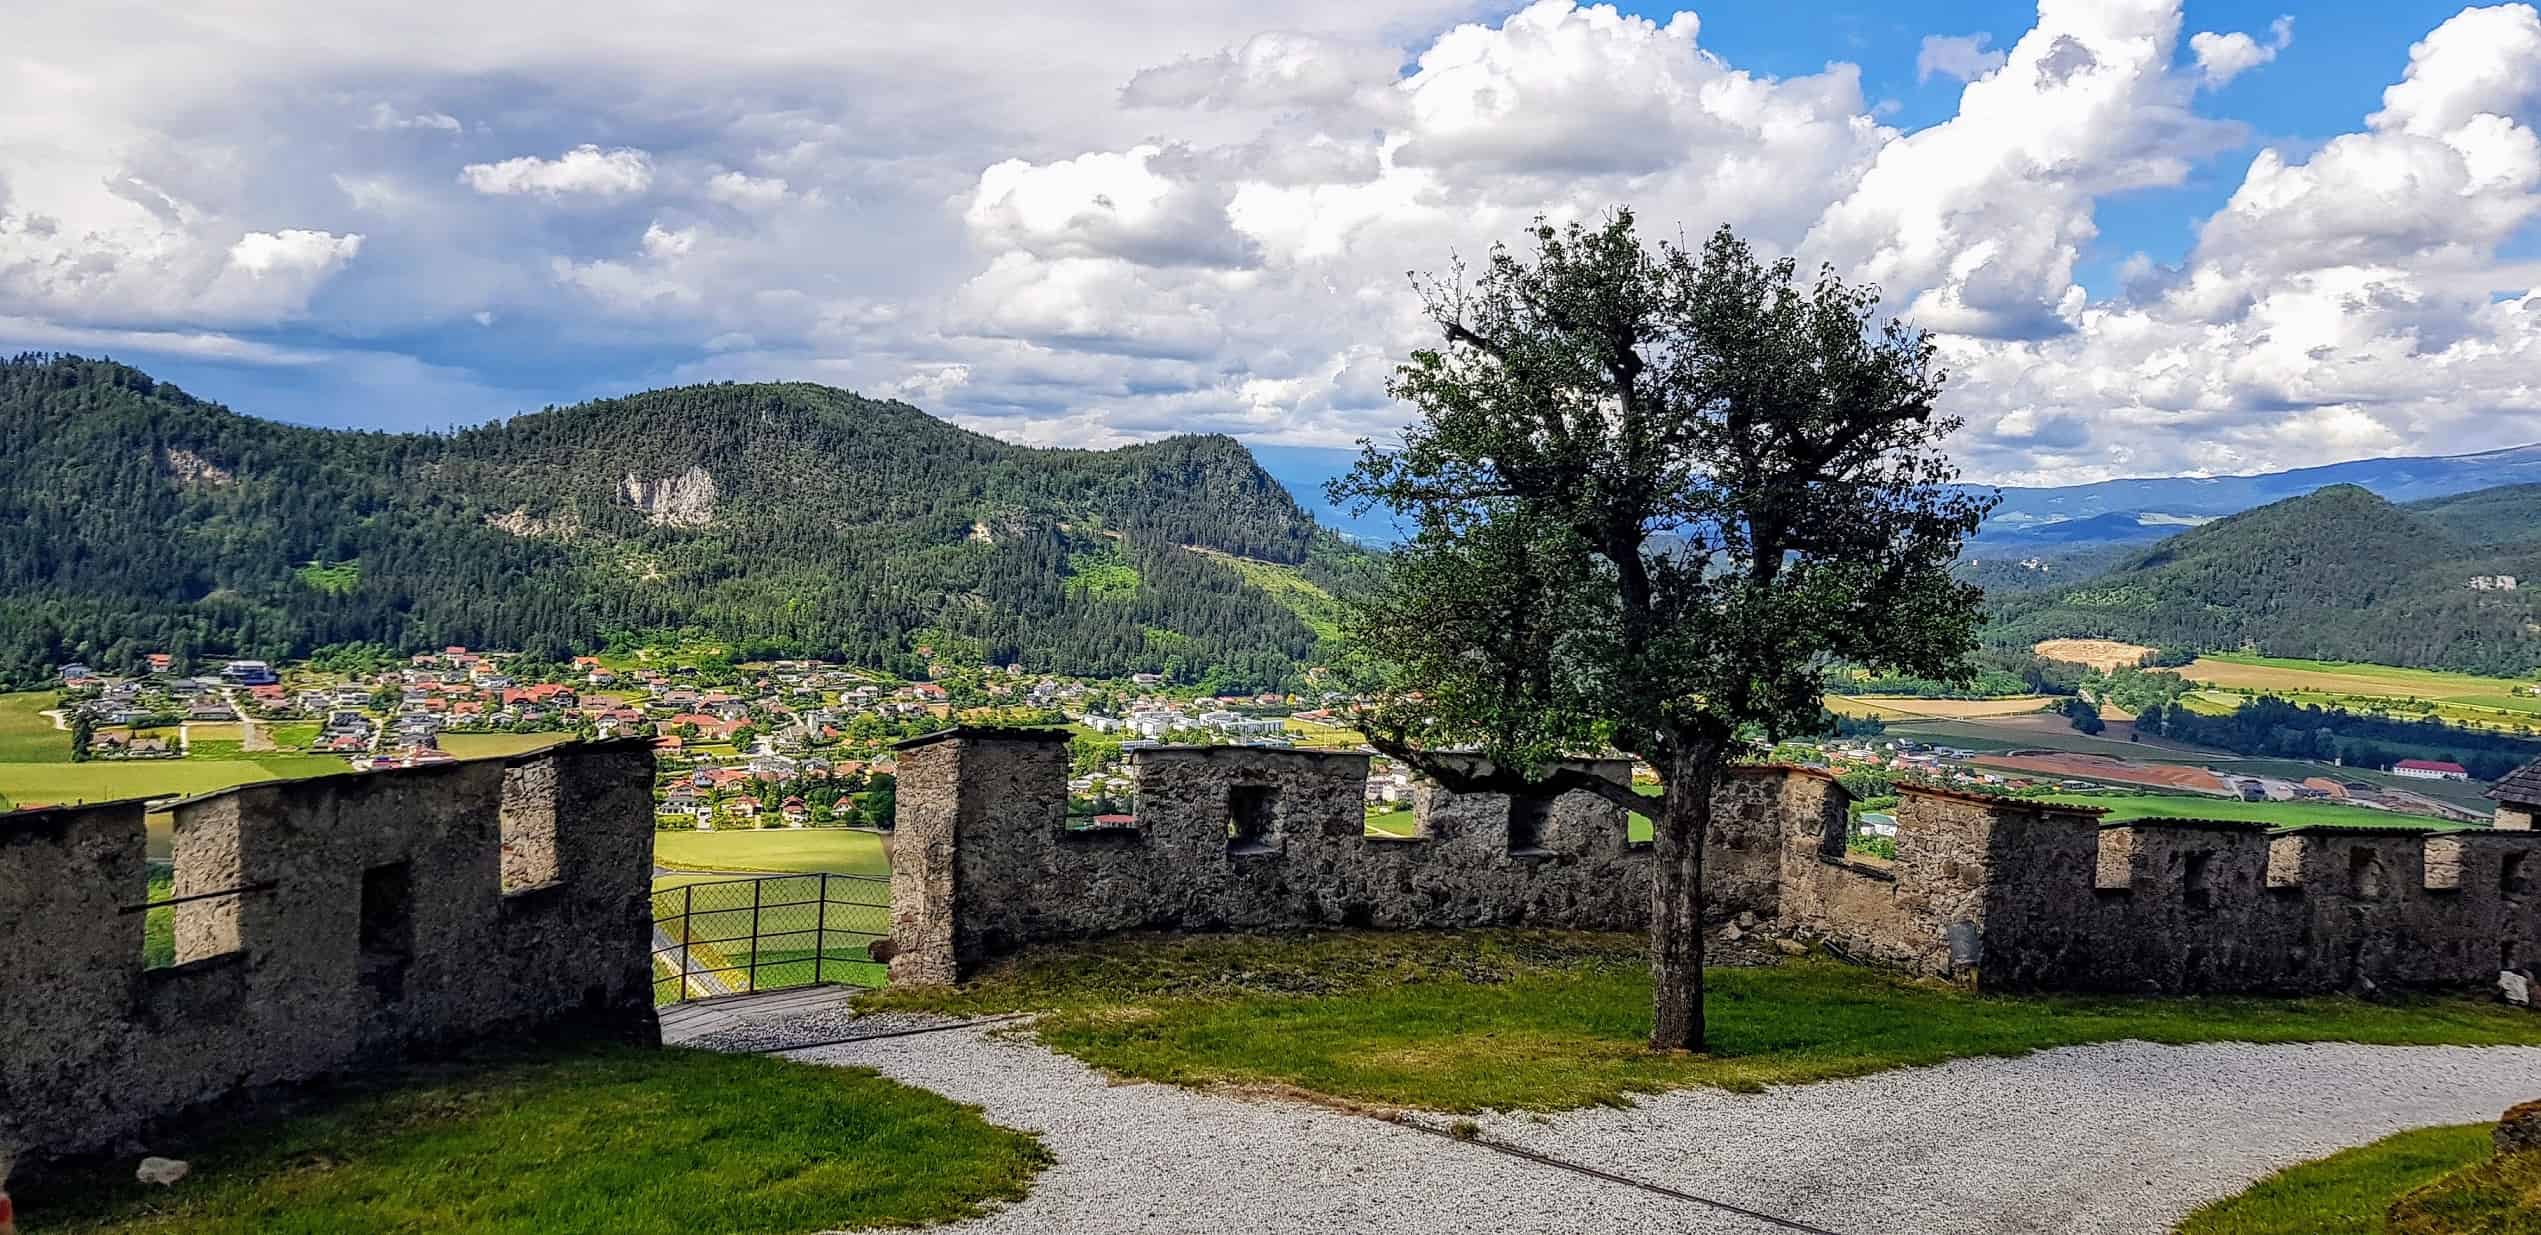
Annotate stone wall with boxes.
[887,728,2541,997]
[0,739,657,1171]
[1778,788,2541,994]
[887,729,1829,983]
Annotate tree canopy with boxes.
[1333,211,1992,1050]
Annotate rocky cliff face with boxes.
[620,466,718,527]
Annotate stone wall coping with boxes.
[1729,762,1842,784]
[0,796,137,837]
[2267,822,2456,838]
[1897,783,2109,815]
[2097,816,2272,834]
[3,736,646,821]
[1132,744,1372,761]
[890,725,1070,751]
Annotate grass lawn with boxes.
[0,756,350,811]
[23,1044,1046,1235]
[2387,1141,2541,1233]
[2173,1124,2498,1235]
[652,827,891,877]
[1367,786,1662,840]
[2039,794,2470,830]
[439,731,573,759]
[0,690,68,760]
[863,930,2541,1113]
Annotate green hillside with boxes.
[0,354,1357,690]
[1988,484,2541,676]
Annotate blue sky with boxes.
[7,1,2541,486]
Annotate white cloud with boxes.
[705,171,792,209]
[1917,33,2007,84]
[2189,16,2292,89]
[364,102,462,133]
[460,145,654,198]
[6,0,2541,486]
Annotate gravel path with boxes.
[710,1007,2541,1235]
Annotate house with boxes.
[219,660,278,686]
[781,796,810,824]
[2393,759,2471,782]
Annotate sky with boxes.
[5,1,2541,486]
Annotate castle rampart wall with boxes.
[0,740,657,1170]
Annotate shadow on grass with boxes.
[862,929,2541,1112]
[21,1043,1047,1235]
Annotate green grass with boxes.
[652,828,892,877]
[862,930,2541,1113]
[1366,785,1662,840]
[0,690,68,760]
[2039,794,2469,829]
[292,558,362,595]
[0,756,349,810]
[2175,1124,2497,1235]
[268,722,321,749]
[437,731,572,759]
[2388,1142,2541,1233]
[23,1044,1046,1235]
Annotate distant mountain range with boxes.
[1259,439,2541,553]
[1988,484,2541,676]
[1980,442,2541,548]
[0,355,1356,690]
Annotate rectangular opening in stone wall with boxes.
[2349,847,2388,900]
[499,759,563,894]
[1227,784,1280,855]
[2425,836,2466,893]
[1508,796,1554,855]
[165,804,247,967]
[2504,850,2532,897]
[2182,850,2213,910]
[2095,830,2133,892]
[359,861,415,999]
[2266,836,2303,890]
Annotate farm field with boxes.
[2031,639,2158,672]
[437,731,572,759]
[0,691,68,761]
[1826,695,2054,721]
[1283,716,1367,749]
[2182,653,2541,712]
[0,756,348,812]
[652,827,891,877]
[2037,794,2469,830]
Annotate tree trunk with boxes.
[1649,742,1720,1053]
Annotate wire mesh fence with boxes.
[650,872,891,1005]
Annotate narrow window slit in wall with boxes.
[2503,851,2532,897]
[499,759,563,894]
[1227,784,1279,855]
[1508,796,1554,855]
[2182,851,2213,910]
[2349,848,2388,900]
[359,861,415,999]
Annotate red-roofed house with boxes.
[2393,759,2471,782]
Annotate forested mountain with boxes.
[1987,484,2541,675]
[0,354,1357,689]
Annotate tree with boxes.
[1330,212,1991,1052]
[859,772,898,829]
[68,710,93,763]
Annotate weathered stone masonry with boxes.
[889,727,2541,998]
[0,740,657,1171]
[887,728,1789,986]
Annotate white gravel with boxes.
[731,1012,2541,1235]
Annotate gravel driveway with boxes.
[680,1006,2541,1235]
